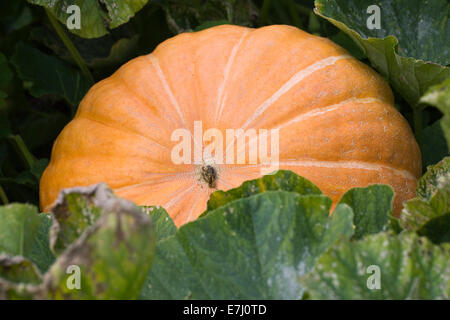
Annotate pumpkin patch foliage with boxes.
[0,0,449,300]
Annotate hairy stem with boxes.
[8,134,35,169]
[45,8,94,85]
[0,185,9,205]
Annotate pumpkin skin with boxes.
[40,25,421,227]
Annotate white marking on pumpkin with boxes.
[185,185,204,224]
[215,30,249,125]
[231,97,383,162]
[79,116,170,151]
[148,55,187,127]
[115,171,195,192]
[148,54,204,160]
[240,55,353,131]
[277,97,383,129]
[224,54,352,155]
[278,159,417,181]
[163,184,196,209]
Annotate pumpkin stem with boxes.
[200,165,218,189]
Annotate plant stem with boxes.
[8,134,35,170]
[45,8,94,85]
[284,0,303,28]
[259,0,271,25]
[0,185,9,205]
[413,108,423,148]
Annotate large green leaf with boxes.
[10,42,90,107]
[41,188,156,299]
[400,157,449,243]
[49,183,111,255]
[27,0,149,39]
[338,185,393,240]
[28,214,55,273]
[314,0,450,107]
[140,192,354,299]
[302,232,450,299]
[0,204,41,257]
[142,206,177,241]
[421,79,450,166]
[205,170,322,214]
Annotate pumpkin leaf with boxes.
[140,192,354,299]
[27,0,150,39]
[142,206,177,241]
[416,157,450,201]
[420,79,450,167]
[0,255,42,300]
[0,203,54,274]
[28,214,55,273]
[338,185,394,240]
[10,42,90,108]
[205,169,322,214]
[400,157,450,243]
[0,255,42,285]
[42,190,156,300]
[30,26,140,70]
[301,232,450,299]
[0,204,41,257]
[49,183,116,255]
[314,0,450,107]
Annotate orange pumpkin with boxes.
[40,25,421,227]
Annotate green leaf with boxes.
[49,184,114,255]
[142,206,177,241]
[416,157,450,201]
[329,31,365,60]
[31,26,140,69]
[0,255,42,300]
[422,120,450,168]
[314,0,450,106]
[0,204,41,257]
[140,192,354,299]
[28,214,55,273]
[42,192,156,299]
[27,0,150,39]
[400,157,449,241]
[0,255,42,285]
[421,79,450,165]
[338,185,394,240]
[10,42,90,107]
[302,232,450,299]
[205,170,322,214]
